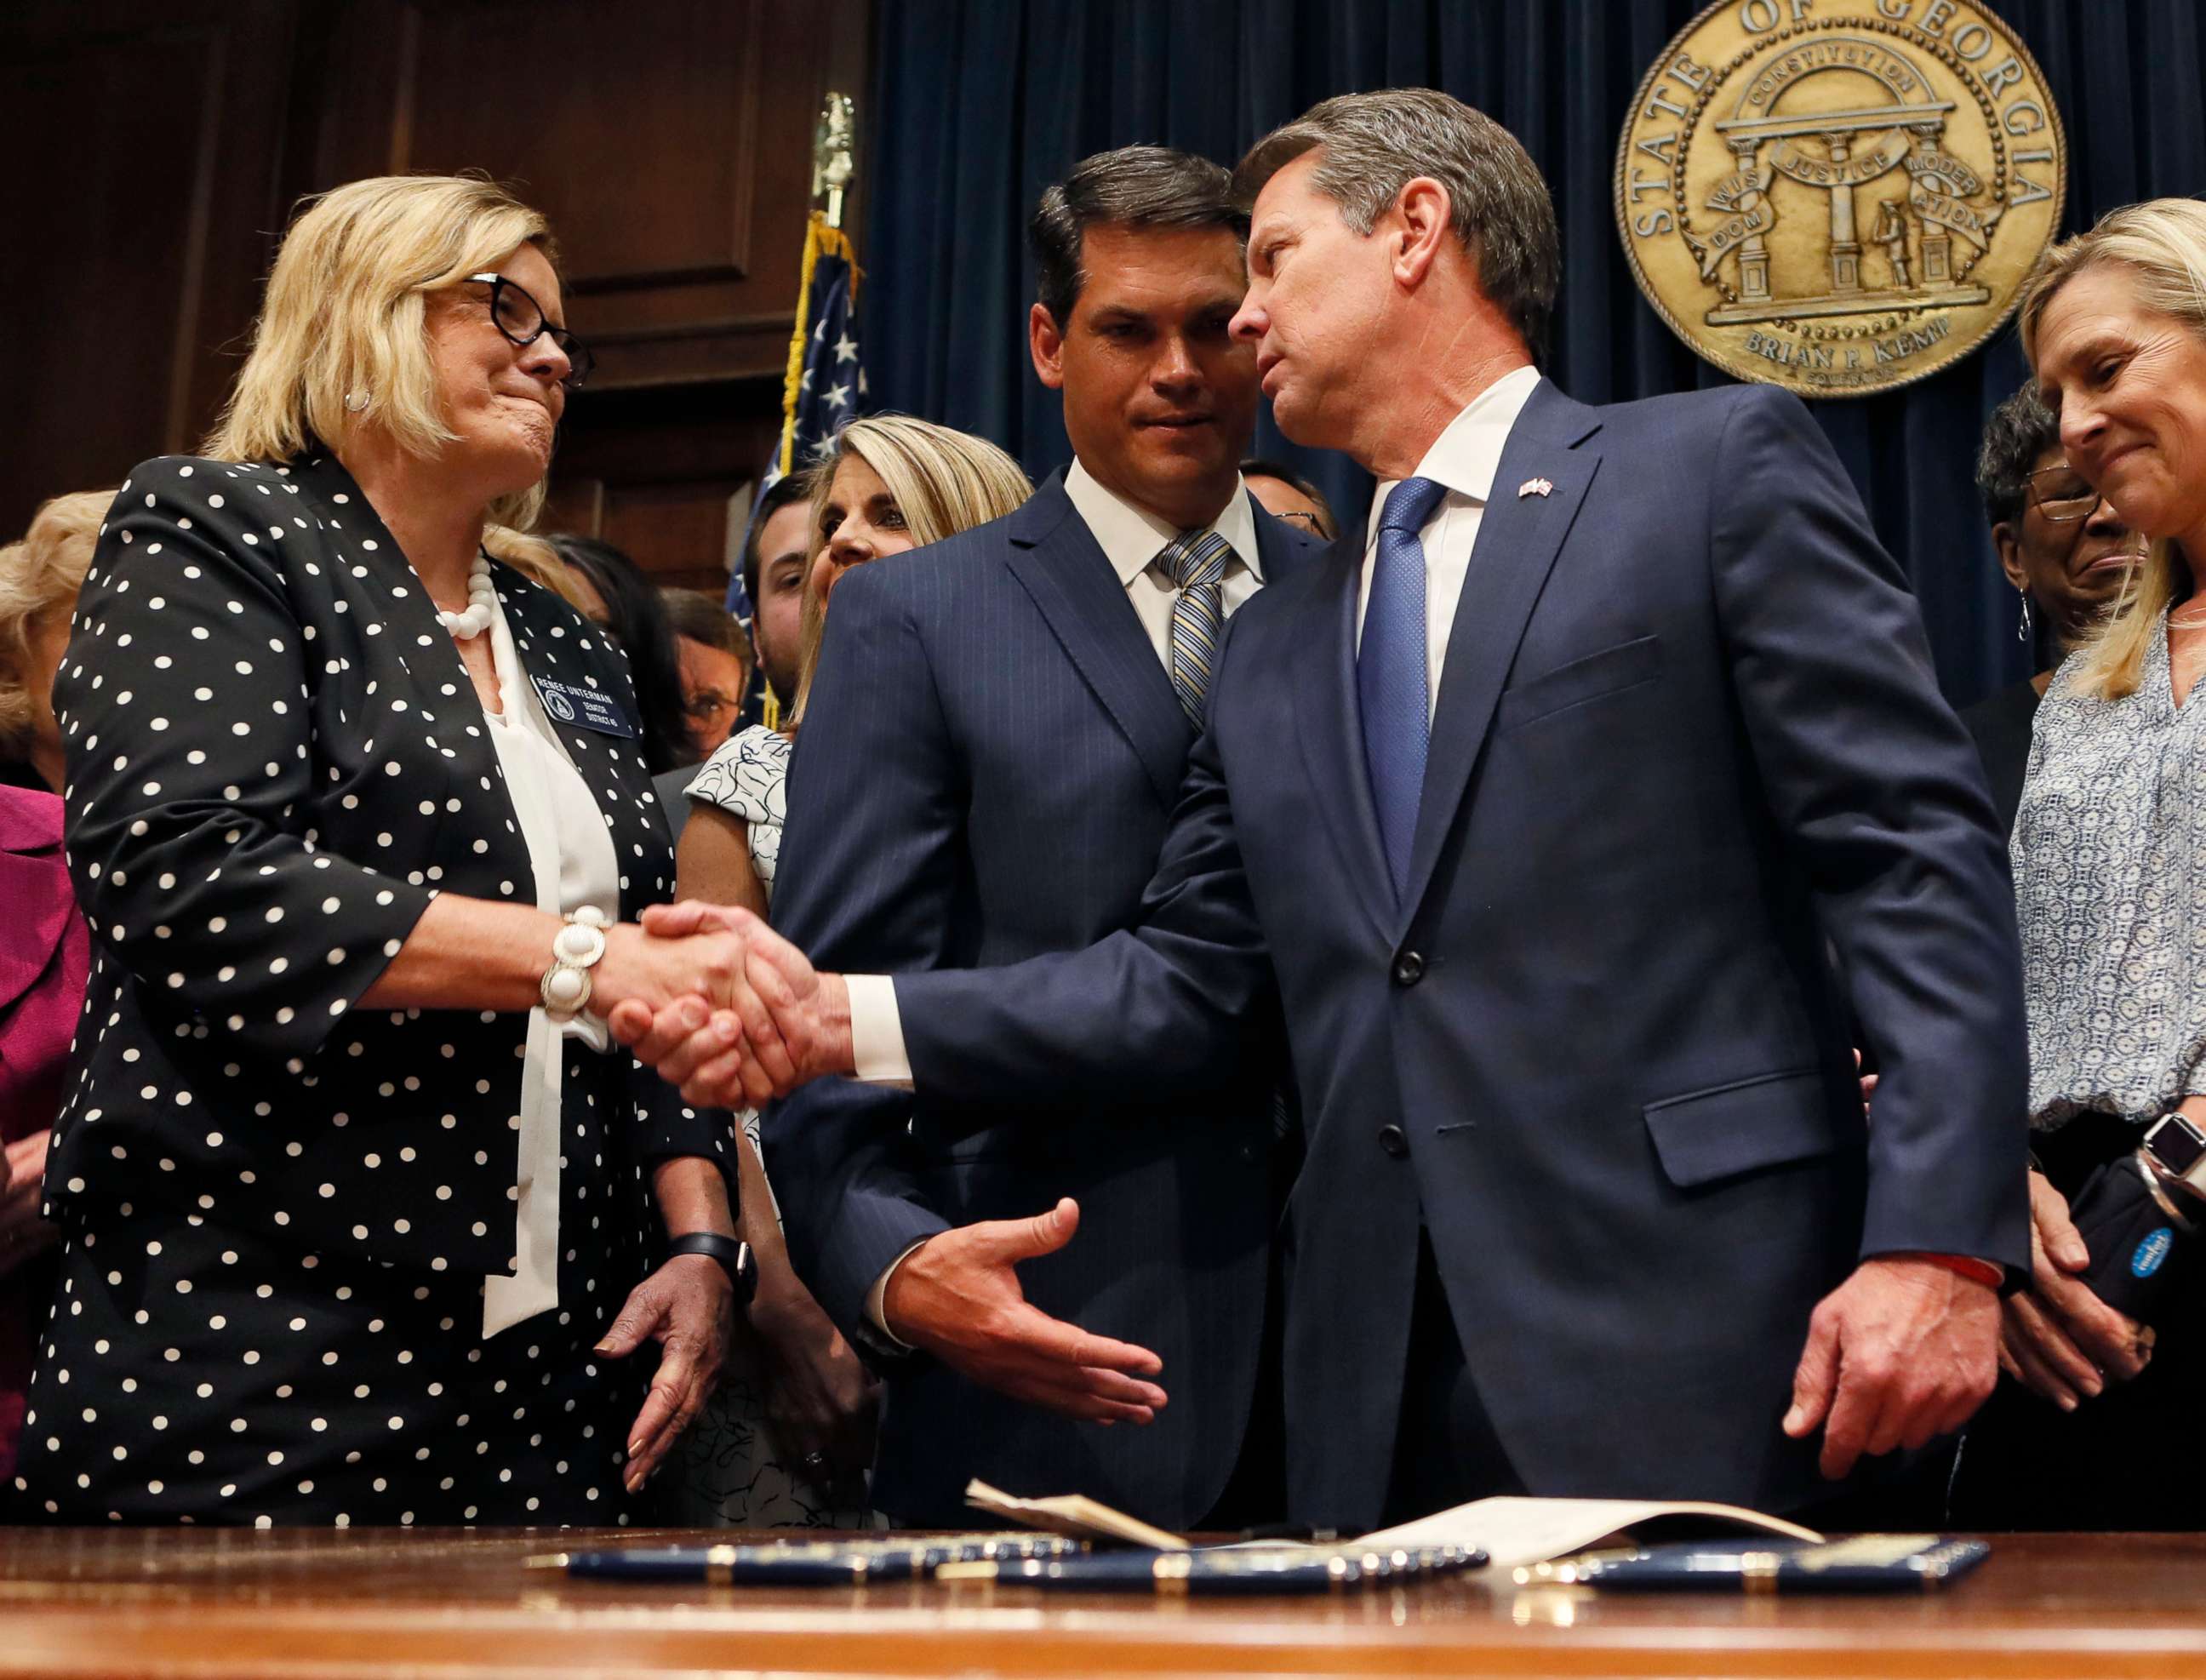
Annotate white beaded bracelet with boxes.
[540,906,610,1019]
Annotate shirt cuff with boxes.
[846,974,915,1088]
[863,1237,931,1351]
[1908,1252,2005,1289]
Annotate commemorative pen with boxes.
[536,1534,1088,1586]
[934,1544,1488,1595]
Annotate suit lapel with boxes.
[500,585,614,771]
[293,452,519,823]
[1399,387,1603,921]
[498,580,674,920]
[1003,473,1193,810]
[1294,534,1396,944]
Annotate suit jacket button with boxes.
[1378,1123,1409,1158]
[1392,951,1426,986]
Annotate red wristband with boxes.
[1906,1252,2004,1289]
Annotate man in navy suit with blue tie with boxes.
[741,146,1324,1528]
[625,94,2029,1530]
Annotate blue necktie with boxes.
[1360,476,1449,904]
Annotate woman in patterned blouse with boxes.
[666,416,1029,1524]
[1951,198,2206,1529]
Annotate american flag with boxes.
[726,211,866,629]
[779,213,867,477]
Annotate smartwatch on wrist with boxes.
[2140,1111,2206,1203]
[666,1231,757,1306]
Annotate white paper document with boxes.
[1358,1496,1823,1573]
[968,1478,1822,1575]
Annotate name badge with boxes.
[532,676,637,738]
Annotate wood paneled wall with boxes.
[0,0,297,536]
[0,0,868,594]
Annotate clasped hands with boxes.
[607,907,1168,1426]
[603,901,843,1107]
[1996,1169,2152,1409]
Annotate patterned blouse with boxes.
[2014,609,2206,1128]
[683,723,790,895]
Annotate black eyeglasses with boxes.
[2026,462,2109,524]
[684,689,742,723]
[1274,510,1328,534]
[465,273,594,390]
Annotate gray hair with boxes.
[1031,146,1246,329]
[1975,382,2060,529]
[1233,89,1558,362]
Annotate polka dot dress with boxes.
[22,1042,636,1526]
[13,454,734,1524]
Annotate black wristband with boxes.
[666,1231,756,1306]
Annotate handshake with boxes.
[604,903,1173,1427]
[602,902,853,1107]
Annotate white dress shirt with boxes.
[1064,459,1264,659]
[1358,363,1543,717]
[478,588,622,1338]
[845,465,1266,1336]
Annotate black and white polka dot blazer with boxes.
[43,450,732,1276]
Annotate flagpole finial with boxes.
[813,92,857,230]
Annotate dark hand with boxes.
[750,1283,880,1504]
[597,1254,734,1495]
[883,1198,1168,1426]
[0,1132,60,1282]
[1783,1255,1998,1478]
[1999,1169,2152,1409]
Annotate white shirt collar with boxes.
[1366,364,1544,545]
[1064,459,1264,588]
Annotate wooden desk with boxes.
[0,1529,2201,1678]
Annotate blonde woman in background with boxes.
[0,491,107,795]
[1952,197,2206,1529]
[667,414,1031,1526]
[0,491,107,1487]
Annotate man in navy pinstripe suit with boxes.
[624,93,2028,1533]
[732,147,1325,1527]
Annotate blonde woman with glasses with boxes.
[16,175,757,1528]
[666,414,1030,1525]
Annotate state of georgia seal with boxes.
[1615,0,2067,397]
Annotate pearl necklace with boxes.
[436,553,497,640]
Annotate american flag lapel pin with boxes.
[1517,477,1553,499]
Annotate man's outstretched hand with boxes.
[605,900,854,1106]
[885,1198,1169,1426]
[1782,1254,1999,1480]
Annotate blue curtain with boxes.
[862,0,2206,703]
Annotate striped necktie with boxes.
[1155,527,1232,727]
